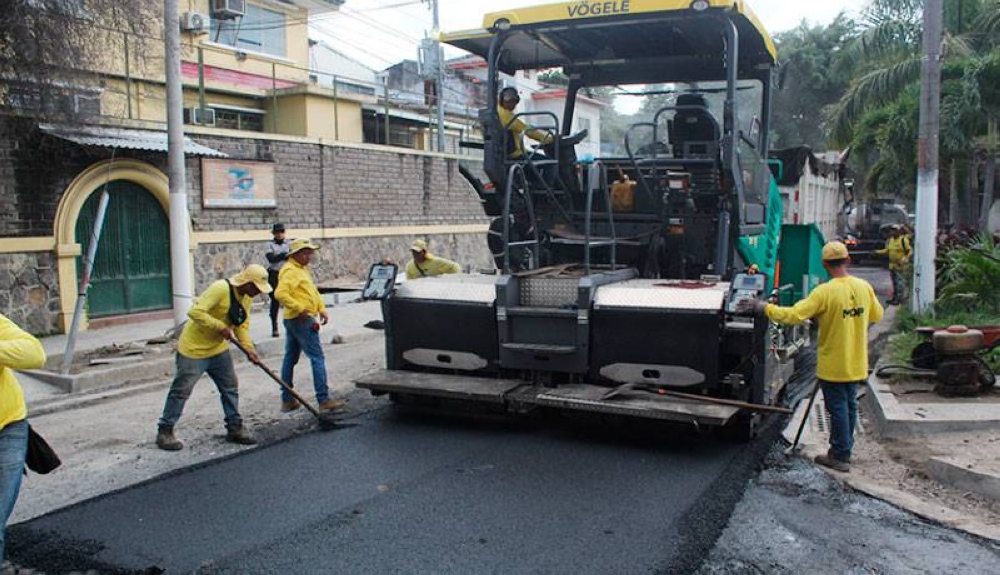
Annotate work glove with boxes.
[734,298,767,316]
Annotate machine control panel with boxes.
[725,273,767,314]
[362,263,398,301]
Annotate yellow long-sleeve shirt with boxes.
[178,280,254,359]
[405,254,462,280]
[0,313,46,431]
[765,276,884,382]
[876,235,912,270]
[497,105,554,158]
[275,259,326,320]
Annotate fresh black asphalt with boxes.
[8,399,780,574]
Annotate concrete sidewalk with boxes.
[783,303,1000,542]
[18,296,385,410]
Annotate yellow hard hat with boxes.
[229,264,272,294]
[822,241,849,261]
[289,238,320,255]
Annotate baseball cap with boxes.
[289,238,320,255]
[272,222,286,233]
[410,239,428,252]
[822,241,849,261]
[229,264,272,294]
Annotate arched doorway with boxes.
[74,180,172,317]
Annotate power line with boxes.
[336,8,425,44]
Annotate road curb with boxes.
[927,456,1000,502]
[864,356,1000,439]
[829,470,1000,543]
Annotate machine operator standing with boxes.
[737,241,883,472]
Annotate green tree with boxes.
[830,0,1000,227]
[770,14,856,149]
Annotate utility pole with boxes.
[912,0,943,314]
[432,0,446,152]
[164,0,194,324]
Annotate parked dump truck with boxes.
[768,147,847,241]
[357,0,826,438]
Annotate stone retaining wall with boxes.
[193,234,493,289]
[0,252,60,334]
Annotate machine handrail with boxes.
[501,163,541,274]
[503,110,573,222]
[503,110,560,166]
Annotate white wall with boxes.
[778,152,843,240]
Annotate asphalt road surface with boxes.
[9,394,782,574]
[8,266,932,575]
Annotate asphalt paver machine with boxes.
[357,0,823,438]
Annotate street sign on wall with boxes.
[201,158,277,208]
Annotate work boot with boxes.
[815,453,850,473]
[156,426,183,451]
[318,398,347,412]
[281,398,301,412]
[271,324,280,338]
[225,426,258,446]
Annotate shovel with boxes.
[229,338,343,431]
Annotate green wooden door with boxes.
[75,181,172,318]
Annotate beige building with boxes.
[0,1,492,335]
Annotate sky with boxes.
[314,0,871,72]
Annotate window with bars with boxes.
[213,108,264,132]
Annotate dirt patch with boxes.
[851,411,1000,528]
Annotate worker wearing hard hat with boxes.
[736,241,884,473]
[876,225,912,305]
[497,87,554,160]
[275,238,346,414]
[405,239,462,280]
[156,264,272,451]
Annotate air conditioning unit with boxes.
[184,107,216,127]
[180,12,210,34]
[210,0,246,20]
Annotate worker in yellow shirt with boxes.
[737,241,883,472]
[156,265,271,451]
[0,313,45,559]
[405,239,462,280]
[275,238,345,413]
[875,225,912,305]
[497,87,554,160]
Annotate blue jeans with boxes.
[821,381,859,462]
[159,351,242,432]
[0,419,28,559]
[281,318,329,403]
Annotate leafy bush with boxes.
[936,233,1000,313]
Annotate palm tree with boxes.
[830,0,1000,229]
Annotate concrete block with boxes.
[927,456,1000,501]
[865,370,1000,438]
